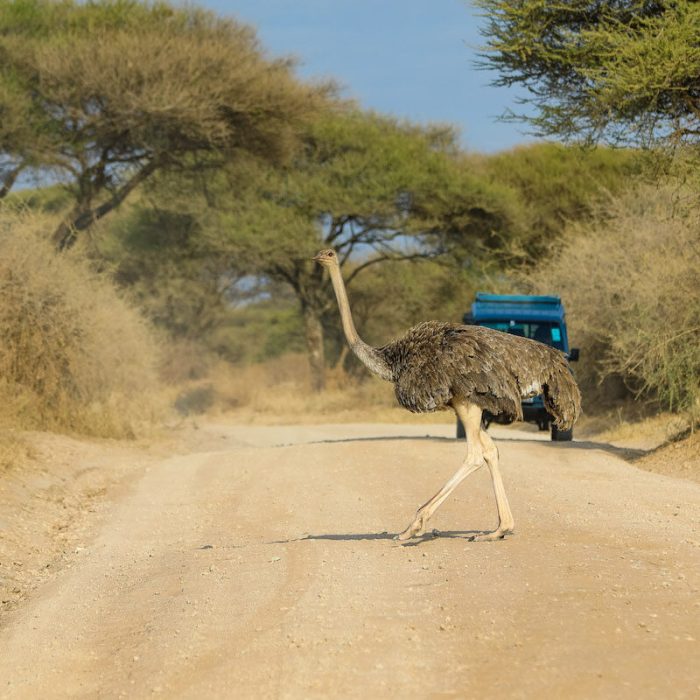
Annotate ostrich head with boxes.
[312,249,339,268]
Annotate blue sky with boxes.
[199,1,535,152]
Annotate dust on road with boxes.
[1,423,699,699]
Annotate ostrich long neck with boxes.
[327,263,393,381]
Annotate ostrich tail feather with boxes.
[542,360,582,430]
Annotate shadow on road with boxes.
[265,529,492,548]
[558,439,647,460]
[286,434,647,462]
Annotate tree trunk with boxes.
[52,209,85,251]
[52,160,158,251]
[302,304,326,392]
[333,344,350,371]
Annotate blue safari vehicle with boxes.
[458,292,579,441]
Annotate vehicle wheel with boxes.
[551,425,573,441]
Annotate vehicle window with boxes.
[479,321,565,350]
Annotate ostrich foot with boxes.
[395,513,428,541]
[468,527,513,542]
[395,524,423,541]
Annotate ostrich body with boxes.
[313,249,581,541]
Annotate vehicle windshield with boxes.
[479,321,565,351]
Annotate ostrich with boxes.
[313,249,581,541]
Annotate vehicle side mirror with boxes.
[568,348,580,362]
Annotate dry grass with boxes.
[0,209,164,438]
[578,409,691,448]
[174,353,452,425]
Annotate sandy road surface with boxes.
[1,423,699,699]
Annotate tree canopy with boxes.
[477,142,643,261]
[117,109,524,390]
[476,0,700,148]
[99,126,639,391]
[0,0,651,395]
[0,0,330,247]
[216,110,528,389]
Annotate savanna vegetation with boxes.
[525,185,700,420]
[477,0,700,425]
[0,0,696,439]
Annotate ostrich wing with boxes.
[384,322,572,420]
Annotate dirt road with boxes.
[1,423,699,698]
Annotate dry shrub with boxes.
[0,210,163,437]
[159,337,216,384]
[525,184,700,418]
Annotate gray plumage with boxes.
[378,321,581,429]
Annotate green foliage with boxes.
[478,143,644,259]
[103,204,234,339]
[477,0,700,148]
[217,110,468,263]
[211,108,530,301]
[345,259,478,343]
[0,0,185,35]
[211,303,307,364]
[0,0,330,243]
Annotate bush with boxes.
[0,210,163,437]
[525,185,700,418]
[478,143,643,261]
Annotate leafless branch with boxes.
[0,164,23,199]
[325,215,352,245]
[344,250,440,287]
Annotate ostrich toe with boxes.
[469,527,514,542]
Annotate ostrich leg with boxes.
[469,428,515,541]
[396,402,485,540]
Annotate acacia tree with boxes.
[203,110,520,391]
[0,0,329,247]
[476,0,700,148]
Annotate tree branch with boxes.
[344,250,440,287]
[52,159,159,250]
[325,215,352,245]
[0,164,24,199]
[269,263,299,291]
